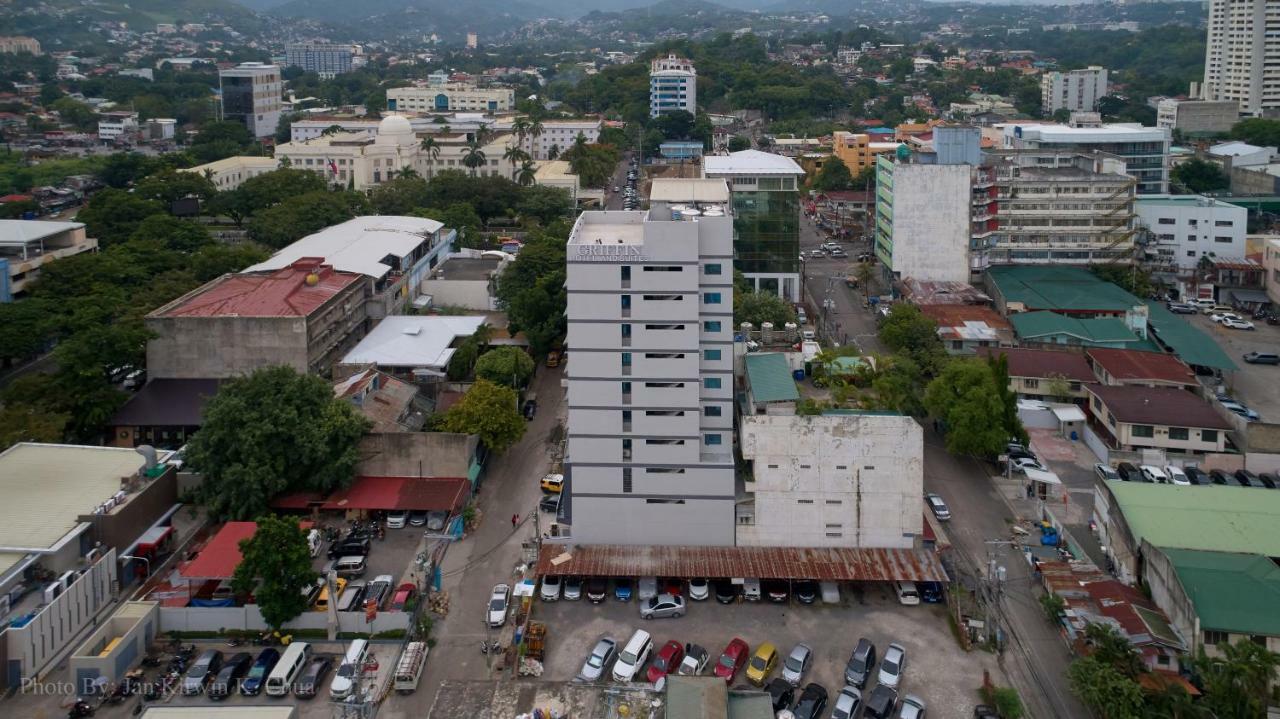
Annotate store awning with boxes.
[1228,288,1271,305]
[1051,405,1086,423]
[1025,467,1062,485]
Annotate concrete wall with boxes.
[4,549,118,689]
[419,278,494,310]
[146,316,309,379]
[157,604,411,634]
[79,469,177,554]
[356,432,478,479]
[69,601,159,692]
[1229,165,1280,196]
[888,163,971,283]
[1140,542,1199,653]
[737,414,923,548]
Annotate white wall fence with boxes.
[157,605,410,636]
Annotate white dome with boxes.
[379,114,413,136]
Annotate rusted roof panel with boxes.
[535,544,948,582]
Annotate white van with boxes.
[307,529,322,557]
[895,581,920,606]
[393,642,428,694]
[329,638,369,700]
[742,578,762,602]
[335,555,367,578]
[1140,465,1169,484]
[265,642,311,696]
[611,629,653,682]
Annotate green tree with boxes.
[0,298,54,365]
[50,97,97,131]
[133,169,218,205]
[1171,158,1229,194]
[734,291,796,327]
[878,304,948,376]
[75,189,165,247]
[188,242,271,282]
[1193,639,1280,719]
[496,225,569,357]
[989,353,1029,446]
[1083,624,1144,679]
[870,356,928,416]
[812,157,854,191]
[1231,117,1280,148]
[727,135,751,152]
[129,215,213,253]
[437,379,526,452]
[462,141,487,177]
[924,359,1009,457]
[186,367,372,520]
[188,120,255,163]
[516,185,572,225]
[1067,656,1144,719]
[474,347,535,388]
[231,514,317,631]
[0,404,68,451]
[369,175,430,215]
[446,337,480,381]
[247,190,372,249]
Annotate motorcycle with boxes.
[68,699,96,718]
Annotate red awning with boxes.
[180,522,257,580]
[272,476,470,513]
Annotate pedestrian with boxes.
[511,513,519,528]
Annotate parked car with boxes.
[688,578,710,601]
[678,643,709,676]
[1210,312,1241,323]
[539,494,561,513]
[327,537,370,560]
[366,575,393,609]
[764,579,789,603]
[639,592,685,619]
[385,510,408,529]
[182,649,224,695]
[612,630,652,682]
[1183,467,1211,486]
[1010,456,1045,473]
[1222,318,1256,330]
[586,577,608,603]
[647,640,685,683]
[973,705,1001,719]
[425,511,448,532]
[831,685,863,719]
[540,575,562,601]
[745,642,779,686]
[925,493,951,521]
[919,582,944,603]
[637,576,659,601]
[713,581,739,604]
[207,651,252,700]
[578,638,616,682]
[1164,466,1190,486]
[1094,463,1120,482]
[794,580,818,604]
[1244,352,1280,365]
[239,648,280,696]
[865,685,899,719]
[1258,473,1279,489]
[1115,462,1141,481]
[714,638,750,683]
[293,657,332,699]
[1187,298,1217,310]
[1140,465,1169,484]
[878,643,906,689]
[793,683,828,719]
[541,473,564,493]
[389,583,416,611]
[1209,469,1233,486]
[1235,469,1265,488]
[844,638,877,688]
[830,248,848,258]
[767,677,796,712]
[522,398,537,420]
[614,578,634,601]
[781,643,813,686]
[408,510,428,526]
[898,695,927,719]
[1166,302,1197,314]
[1221,400,1260,421]
[563,576,583,601]
[487,584,510,628]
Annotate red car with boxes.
[713,638,749,683]
[646,640,685,683]
[390,582,416,611]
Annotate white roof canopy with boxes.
[245,216,445,280]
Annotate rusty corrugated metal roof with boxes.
[535,545,948,582]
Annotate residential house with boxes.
[978,347,1095,401]
[1011,311,1148,349]
[1085,348,1196,389]
[918,304,1013,354]
[1085,385,1230,454]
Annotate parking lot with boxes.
[313,517,430,605]
[1184,312,1280,422]
[530,581,1004,718]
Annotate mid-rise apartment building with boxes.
[650,54,697,118]
[562,179,735,546]
[284,43,354,78]
[703,150,805,300]
[1002,117,1171,194]
[1135,195,1247,272]
[1040,66,1108,114]
[218,62,282,139]
[386,85,515,113]
[1202,0,1280,116]
[0,36,41,54]
[831,131,899,175]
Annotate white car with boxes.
[1164,466,1190,486]
[1222,318,1255,330]
[678,644,709,675]
[688,578,710,601]
[578,638,616,682]
[878,642,906,689]
[1139,465,1168,484]
[487,584,510,627]
[898,694,927,719]
[1094,463,1120,481]
[385,510,408,529]
[1010,456,1046,473]
[1188,298,1217,309]
[781,643,813,686]
[925,493,950,521]
[831,685,863,719]
[540,575,562,601]
[1210,312,1241,323]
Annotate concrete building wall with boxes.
[1202,0,1280,116]
[355,432,478,478]
[881,162,972,283]
[737,414,923,548]
[1141,543,1201,654]
[1041,66,1108,114]
[418,278,493,310]
[1136,196,1247,270]
[69,602,160,692]
[1265,239,1280,305]
[82,468,177,554]
[1156,99,1239,134]
[1229,165,1280,195]
[146,315,309,379]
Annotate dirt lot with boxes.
[1188,313,1280,423]
[529,581,1007,718]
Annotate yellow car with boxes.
[745,642,778,686]
[313,577,347,612]
[541,473,564,494]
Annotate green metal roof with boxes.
[988,266,1143,312]
[1159,547,1280,637]
[1010,311,1141,344]
[744,353,800,403]
[1109,483,1280,557]
[1143,301,1237,371]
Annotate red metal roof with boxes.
[918,304,1012,331]
[179,521,256,580]
[1085,348,1195,386]
[977,347,1095,383]
[1087,385,1231,430]
[154,259,363,318]
[272,476,470,512]
[535,545,948,582]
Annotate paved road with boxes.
[603,152,635,211]
[799,215,884,353]
[381,365,567,718]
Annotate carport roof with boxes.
[535,545,948,582]
[180,521,256,580]
[272,475,470,512]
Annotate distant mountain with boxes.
[268,0,543,34]
[229,0,293,10]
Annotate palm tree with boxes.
[473,126,492,147]
[419,136,441,179]
[573,131,588,151]
[512,116,531,146]
[547,143,560,161]
[462,141,487,177]
[528,117,544,156]
[503,146,529,177]
[516,159,538,187]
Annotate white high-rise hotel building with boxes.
[1202,0,1280,116]
[650,54,697,118]
[563,179,735,546]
